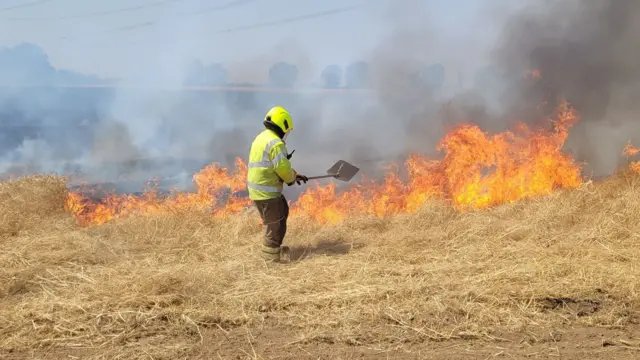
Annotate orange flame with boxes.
[66,158,251,226]
[526,69,542,80]
[65,100,585,226]
[292,99,582,223]
[623,141,640,157]
[623,141,640,174]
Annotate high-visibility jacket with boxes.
[247,129,296,200]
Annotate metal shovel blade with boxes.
[307,160,360,182]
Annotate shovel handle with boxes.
[305,174,337,180]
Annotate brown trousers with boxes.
[253,195,289,248]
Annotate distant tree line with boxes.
[0,43,106,86]
[0,42,521,95]
[0,42,450,92]
[183,60,448,92]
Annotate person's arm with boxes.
[270,142,297,185]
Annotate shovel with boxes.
[304,160,360,182]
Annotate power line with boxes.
[5,0,257,21]
[4,0,183,20]
[52,0,261,41]
[102,0,261,34]
[22,0,370,48]
[190,0,259,15]
[106,22,154,33]
[69,0,183,18]
[215,4,362,35]
[0,0,53,13]
[58,21,155,39]
[123,2,368,47]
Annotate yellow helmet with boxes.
[264,106,293,137]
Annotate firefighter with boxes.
[247,106,308,262]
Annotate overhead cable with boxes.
[0,0,53,13]
[215,4,363,35]
[103,0,261,33]
[124,1,368,46]
[5,0,256,21]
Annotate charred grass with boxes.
[1,173,640,358]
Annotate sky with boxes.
[0,0,501,80]
[4,0,636,185]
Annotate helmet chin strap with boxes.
[282,131,290,141]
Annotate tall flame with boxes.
[623,141,640,174]
[65,100,584,226]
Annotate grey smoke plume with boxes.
[361,0,640,178]
[2,0,639,200]
[487,0,640,177]
[0,43,105,176]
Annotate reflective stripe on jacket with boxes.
[247,129,296,200]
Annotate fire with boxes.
[293,99,581,223]
[67,158,251,226]
[526,69,542,80]
[623,141,640,174]
[65,100,585,226]
[623,141,640,157]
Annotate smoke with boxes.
[2,0,639,199]
[0,43,104,175]
[359,0,640,178]
[478,0,640,177]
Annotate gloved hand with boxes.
[295,174,308,185]
[287,150,295,160]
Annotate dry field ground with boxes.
[1,174,640,359]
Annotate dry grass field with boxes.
[1,171,640,359]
